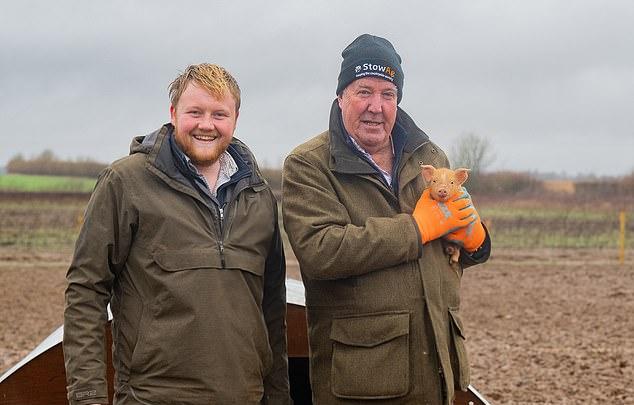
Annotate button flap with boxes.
[153,249,221,271]
[330,312,410,347]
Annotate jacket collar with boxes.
[130,124,264,197]
[327,99,430,175]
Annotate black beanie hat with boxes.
[336,34,404,103]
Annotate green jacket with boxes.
[63,125,290,405]
[282,101,490,405]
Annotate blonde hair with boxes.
[169,63,241,111]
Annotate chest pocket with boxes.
[154,250,222,270]
[154,249,265,277]
[220,185,274,273]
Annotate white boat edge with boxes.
[1,280,306,383]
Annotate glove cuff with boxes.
[463,221,486,252]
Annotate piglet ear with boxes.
[420,165,436,182]
[454,168,471,185]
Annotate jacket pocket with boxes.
[223,249,266,276]
[128,303,153,374]
[154,249,265,276]
[329,312,410,399]
[154,249,223,271]
[448,308,470,390]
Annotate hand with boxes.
[412,188,476,244]
[444,190,485,252]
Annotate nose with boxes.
[367,93,383,114]
[198,114,215,131]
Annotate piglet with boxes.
[420,165,470,264]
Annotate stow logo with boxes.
[354,63,396,80]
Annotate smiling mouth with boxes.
[361,120,382,127]
[192,134,218,141]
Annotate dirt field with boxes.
[1,245,632,403]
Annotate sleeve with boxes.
[261,194,292,405]
[281,152,421,281]
[63,168,136,405]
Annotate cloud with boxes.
[1,0,633,176]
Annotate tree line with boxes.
[6,150,107,178]
[6,139,632,199]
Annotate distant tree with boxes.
[450,133,496,193]
[260,167,282,193]
[619,170,634,196]
[450,132,495,173]
[9,153,25,163]
[6,154,26,174]
[477,171,540,195]
[37,149,56,162]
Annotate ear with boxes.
[420,165,436,182]
[454,168,470,185]
[169,104,176,126]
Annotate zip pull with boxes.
[219,206,224,222]
[219,241,226,268]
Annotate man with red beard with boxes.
[63,64,290,405]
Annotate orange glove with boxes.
[445,192,486,252]
[412,188,476,244]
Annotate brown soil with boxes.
[462,248,634,404]
[1,247,633,404]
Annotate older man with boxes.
[282,34,491,404]
[63,64,290,405]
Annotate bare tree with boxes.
[449,133,496,193]
[37,149,57,162]
[450,132,495,174]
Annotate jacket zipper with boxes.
[207,163,265,269]
[214,179,265,269]
[217,204,226,268]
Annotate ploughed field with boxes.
[1,193,633,404]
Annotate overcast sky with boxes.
[1,1,633,176]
